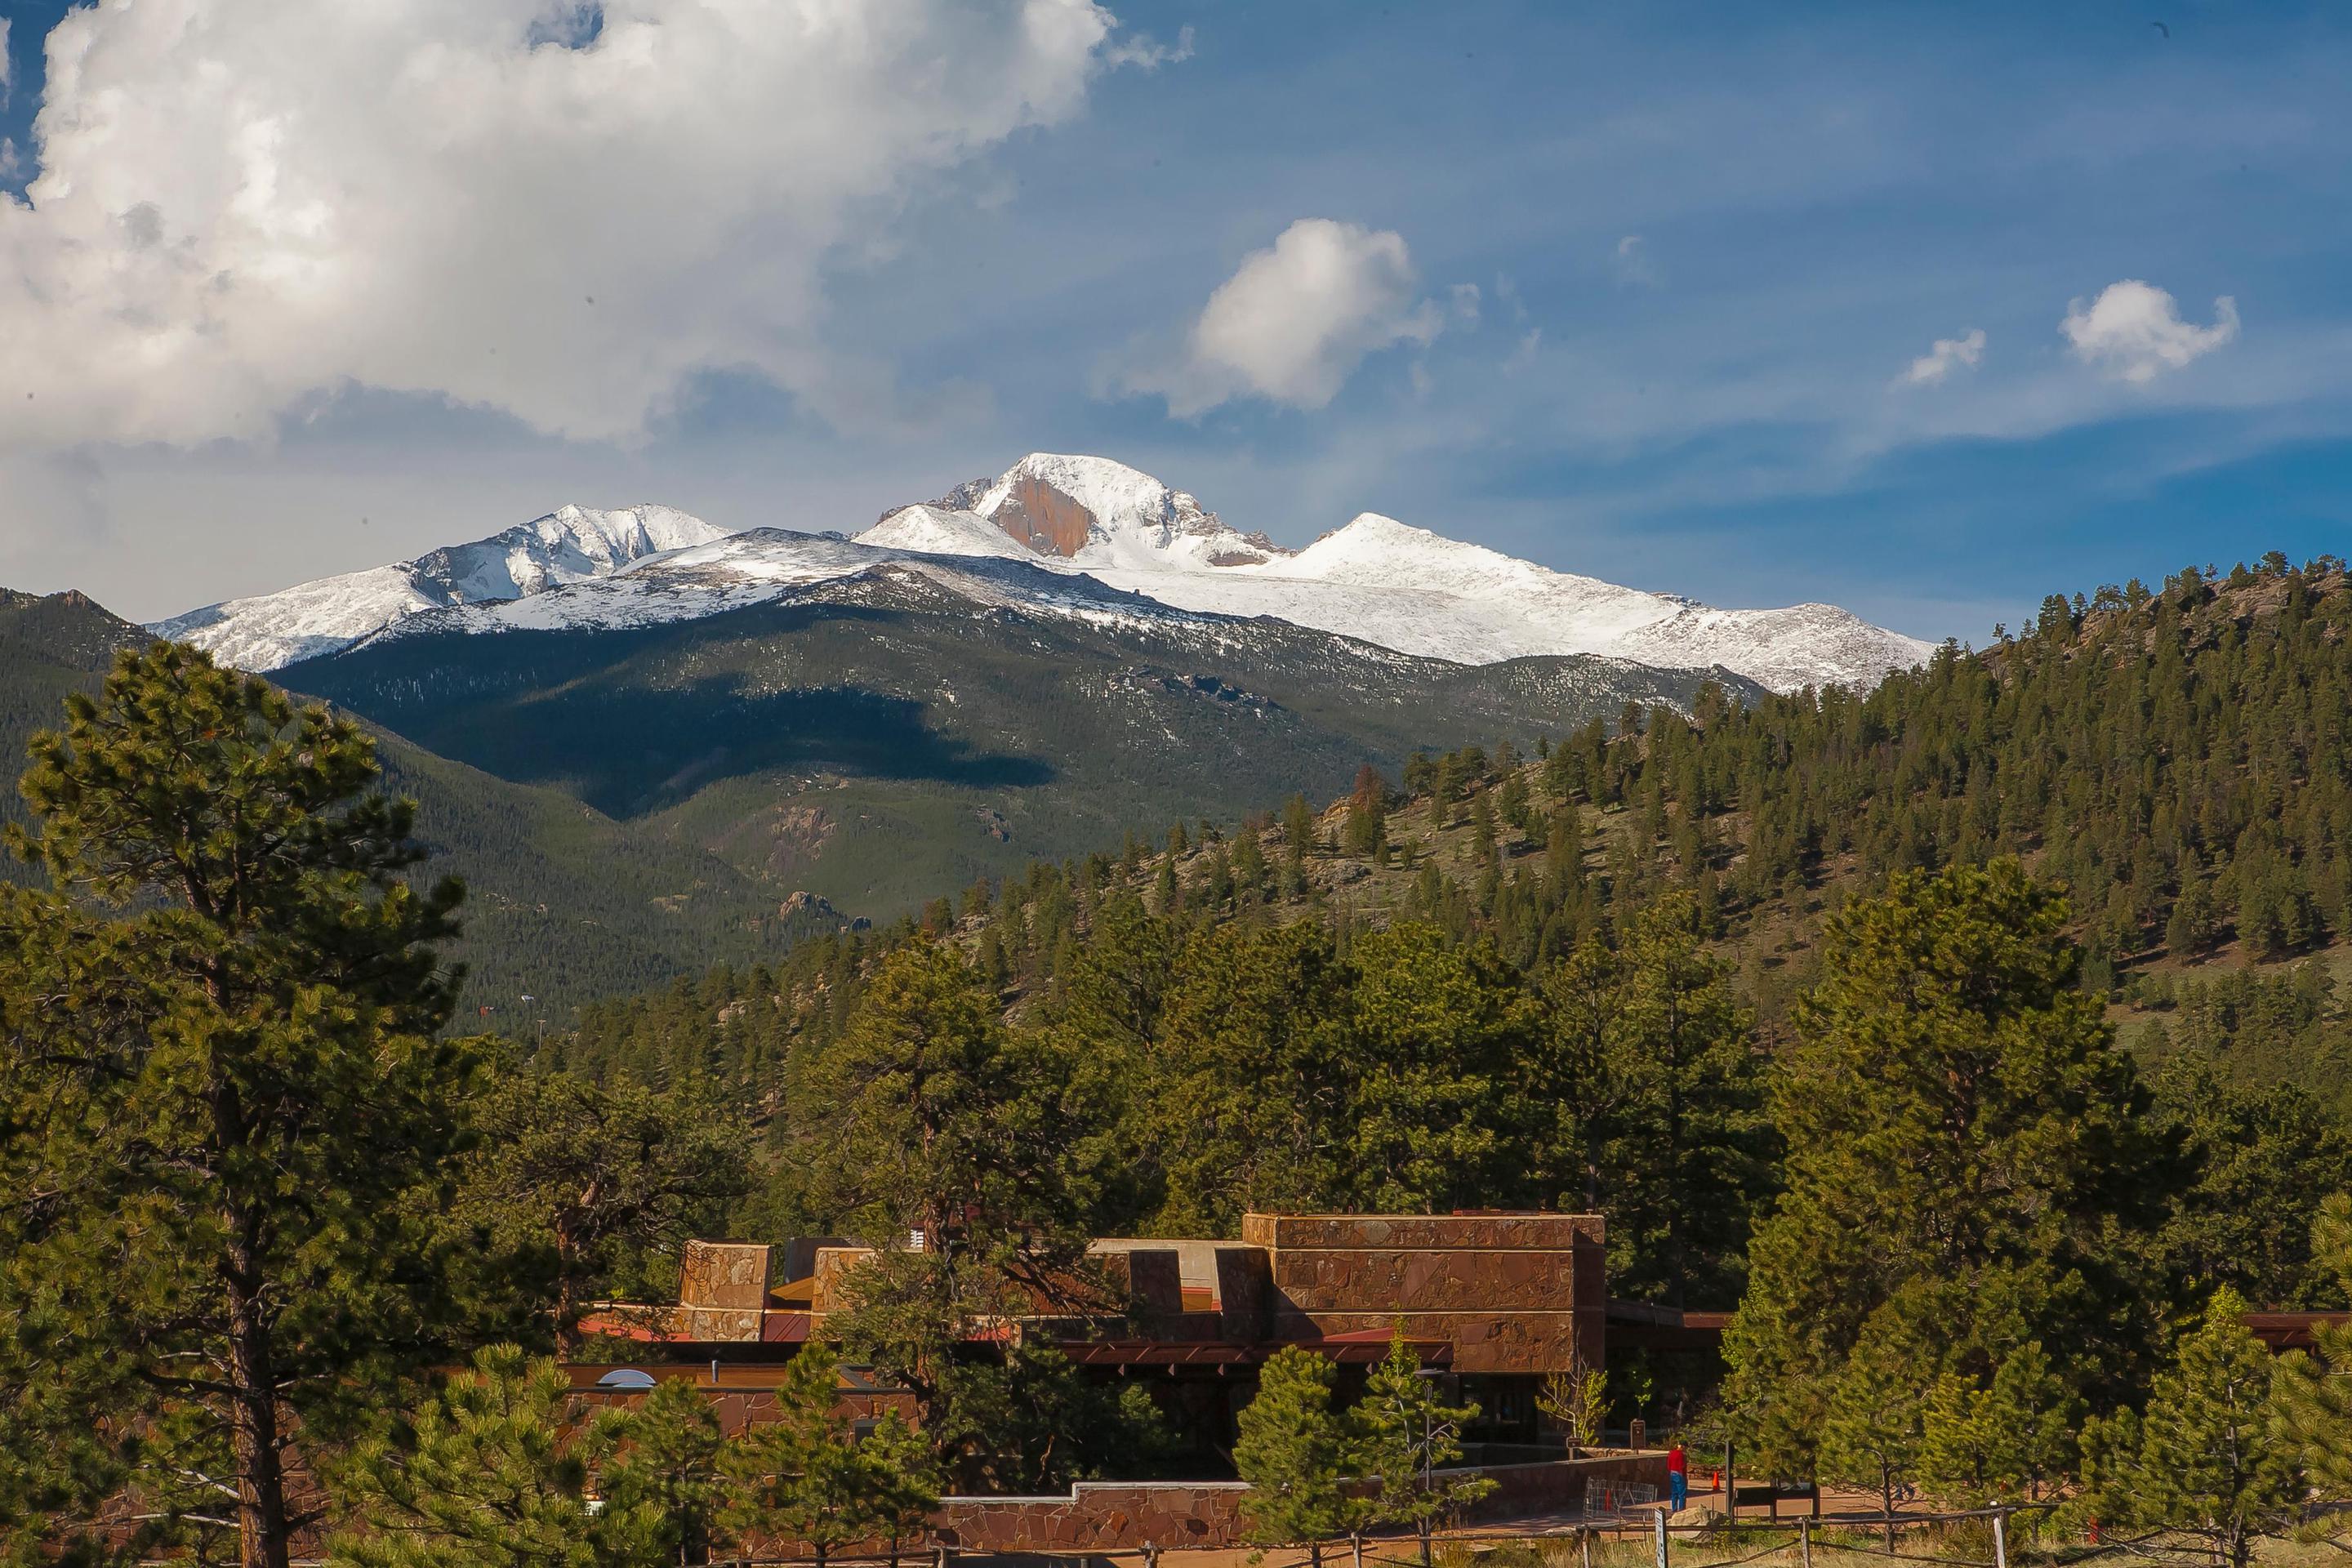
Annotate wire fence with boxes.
[1584,1481,1662,1522]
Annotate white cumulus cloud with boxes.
[1125,218,1445,416]
[1898,327,1986,387]
[0,0,1156,449]
[2061,280,2239,384]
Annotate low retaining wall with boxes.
[934,1481,1248,1552]
[1469,1452,1666,1519]
[930,1451,1670,1553]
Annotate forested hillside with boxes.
[278,563,1759,919]
[532,553,2352,1313]
[0,587,835,1013]
[553,551,2352,1087]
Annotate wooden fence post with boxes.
[1993,1508,2009,1568]
[1655,1507,1668,1568]
[1580,1526,1593,1568]
[1799,1518,1812,1568]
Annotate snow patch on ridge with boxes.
[150,503,730,670]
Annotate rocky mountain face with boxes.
[878,452,1281,567]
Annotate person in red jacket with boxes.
[1668,1441,1688,1511]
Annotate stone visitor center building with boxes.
[573,1211,1673,1551]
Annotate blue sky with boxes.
[2,0,2348,636]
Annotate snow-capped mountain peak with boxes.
[1286,511,1602,591]
[859,458,1933,693]
[149,454,1933,696]
[872,452,1284,572]
[150,503,728,671]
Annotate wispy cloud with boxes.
[1104,24,1195,71]
[1897,327,1986,387]
[1613,234,1662,287]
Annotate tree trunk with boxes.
[555,1225,583,1356]
[225,1249,292,1568]
[1881,1463,1895,1552]
[1419,1519,1432,1568]
[1310,1542,1323,1568]
[216,1048,292,1568]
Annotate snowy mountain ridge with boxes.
[154,455,1932,694]
[862,454,1934,693]
[151,503,728,670]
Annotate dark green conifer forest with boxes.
[541,553,2352,1315]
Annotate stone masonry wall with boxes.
[679,1241,773,1310]
[1241,1214,1604,1252]
[929,1453,1670,1552]
[1240,1213,1606,1375]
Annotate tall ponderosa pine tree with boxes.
[789,938,1143,1489]
[0,646,476,1568]
[1723,859,2172,1476]
[1543,892,1767,1308]
[1140,920,1546,1232]
[454,1071,749,1352]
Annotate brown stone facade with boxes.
[568,1217,1634,1556]
[929,1454,1670,1552]
[587,1212,1609,1423]
[679,1240,775,1309]
[1236,1212,1606,1375]
[615,1214,1606,1373]
[933,1481,1250,1552]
